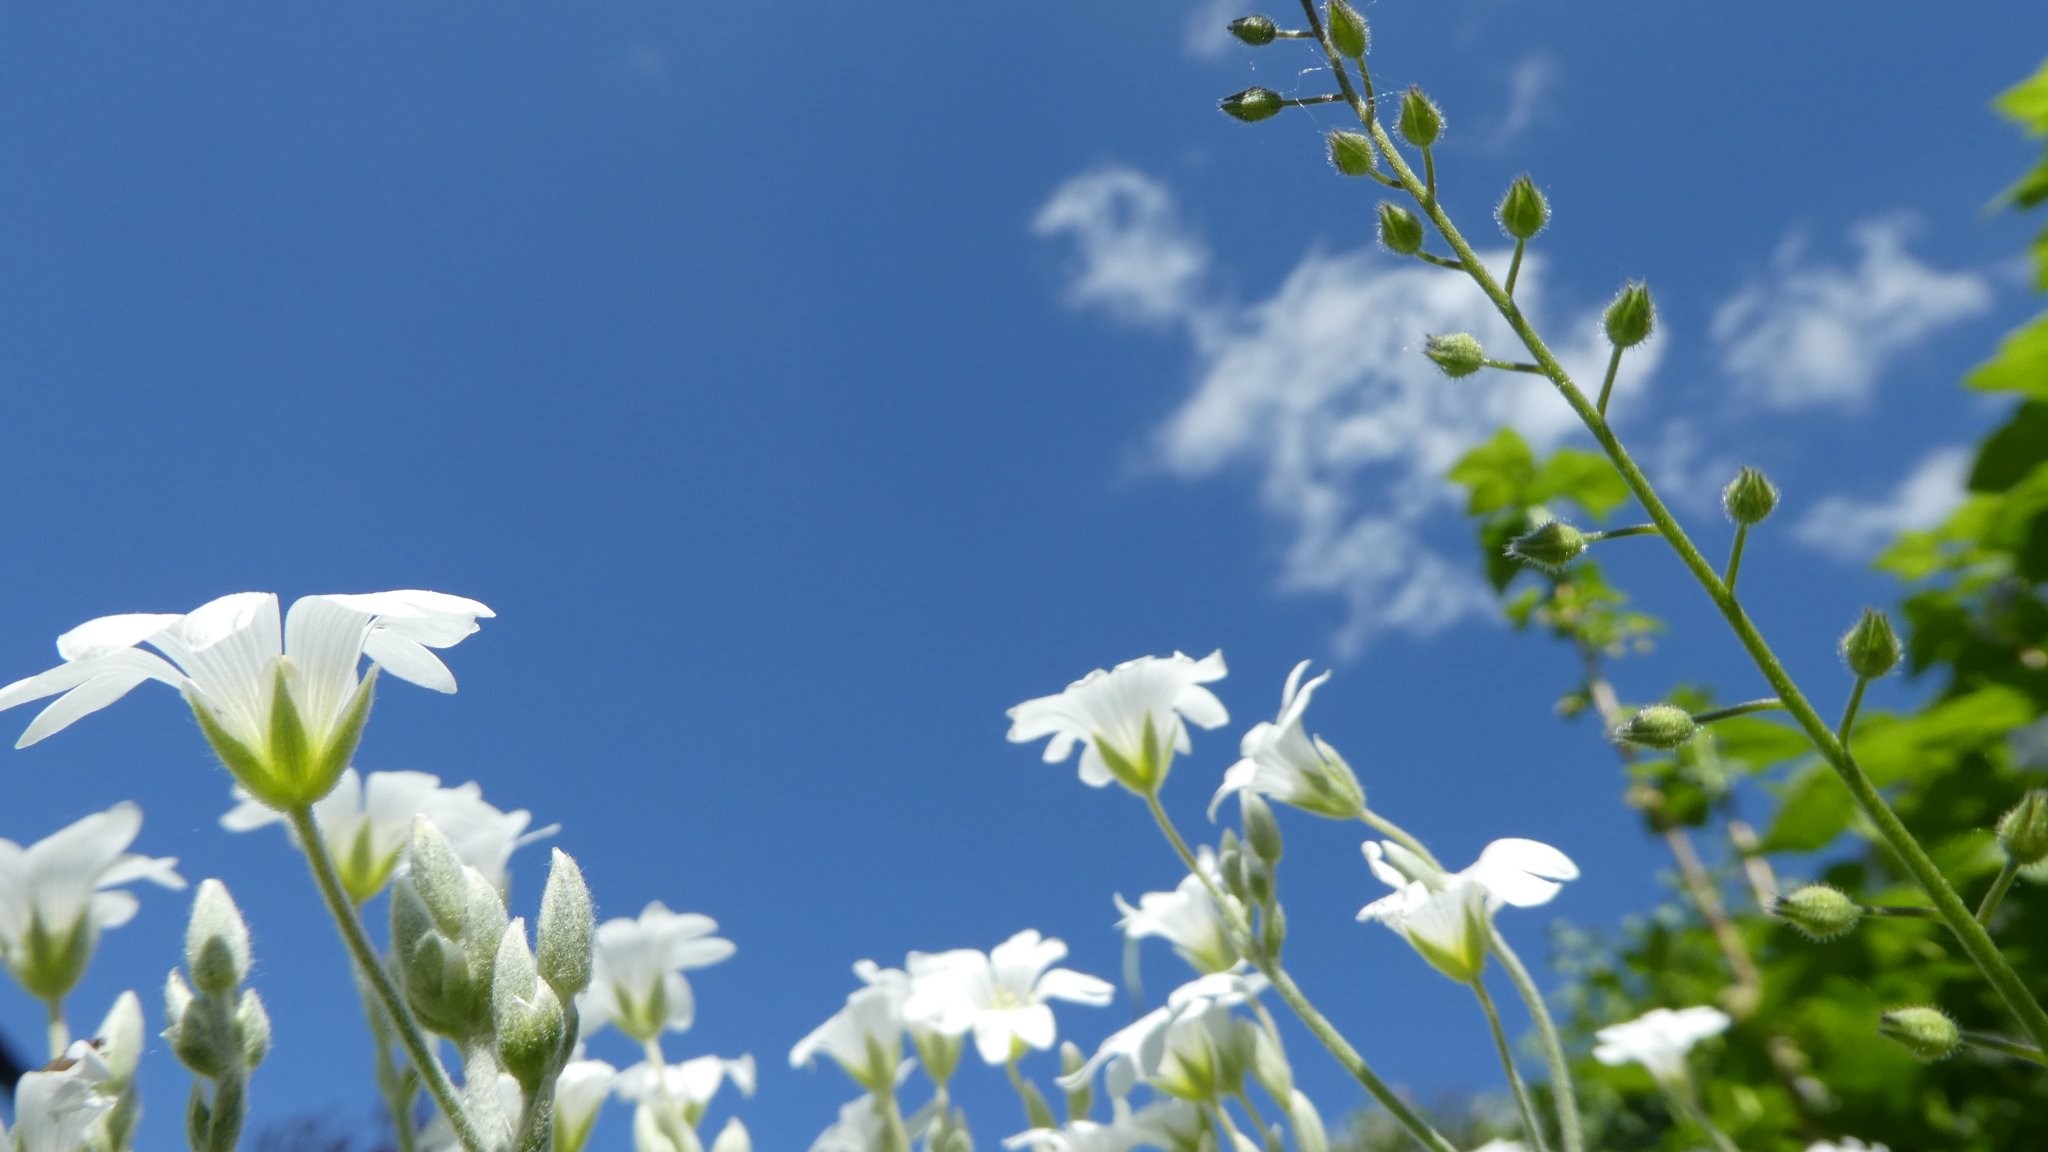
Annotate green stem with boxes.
[1147,793,1461,1152]
[1595,346,1624,418]
[1005,1056,1054,1130]
[642,1036,700,1152]
[1665,1084,1741,1152]
[1483,359,1545,374]
[1724,524,1750,593]
[1208,1101,1254,1152]
[1584,524,1661,543]
[1837,678,1869,747]
[1473,978,1551,1152]
[1415,251,1466,270]
[1331,65,2048,1051]
[1285,93,1345,109]
[1978,858,2022,926]
[288,807,489,1152]
[1692,698,1784,725]
[1423,147,1436,202]
[43,996,68,1060]
[1962,1029,2048,1066]
[1505,238,1527,297]
[1865,904,1941,921]
[357,959,422,1152]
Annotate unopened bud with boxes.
[1722,466,1780,526]
[1604,282,1656,349]
[407,818,469,936]
[710,1119,753,1152]
[1228,15,1278,46]
[185,880,251,998]
[235,989,271,1068]
[1221,87,1285,124]
[1240,792,1283,863]
[1999,790,2048,866]
[1506,520,1586,571]
[1377,203,1424,255]
[1841,610,1901,680]
[493,920,566,1090]
[537,849,596,1001]
[1424,333,1486,379]
[1289,1090,1329,1152]
[1879,1005,1960,1062]
[1260,903,1287,957]
[1496,176,1548,241]
[1325,1,1367,58]
[1060,1041,1092,1121]
[1773,884,1862,941]
[1397,87,1442,147]
[1327,130,1376,177]
[97,991,146,1086]
[1614,704,1697,751]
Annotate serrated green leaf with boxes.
[1448,428,1536,515]
[1531,448,1632,519]
[1761,761,1858,853]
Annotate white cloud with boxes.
[1792,445,1972,561]
[1711,216,1993,410]
[1035,167,1662,652]
[1183,0,1239,59]
[1489,55,1558,148]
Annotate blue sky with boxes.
[1,3,2046,1148]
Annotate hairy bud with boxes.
[1220,87,1285,124]
[1506,520,1587,572]
[537,849,596,1001]
[1240,792,1284,864]
[1424,333,1486,379]
[1879,1005,1960,1062]
[1228,15,1278,46]
[1327,130,1376,177]
[1377,203,1424,255]
[185,880,251,998]
[1999,790,2048,866]
[1603,282,1656,348]
[1325,1,1367,58]
[1614,704,1697,751]
[1397,87,1442,147]
[1774,884,1862,941]
[1840,609,1901,680]
[1721,466,1780,526]
[1496,175,1548,240]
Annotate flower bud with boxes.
[494,920,567,1091]
[1228,15,1278,46]
[1397,87,1442,147]
[1496,175,1548,241]
[1773,884,1862,941]
[235,988,271,1068]
[1424,333,1486,379]
[1060,1041,1092,1121]
[1260,903,1286,958]
[1721,466,1779,526]
[1220,87,1285,124]
[164,970,231,1081]
[97,991,146,1087]
[711,1118,753,1152]
[407,817,469,937]
[1325,1,1367,58]
[1614,704,1697,751]
[1879,1005,1960,1061]
[1506,520,1587,572]
[1603,282,1656,349]
[1289,1090,1329,1152]
[1240,792,1284,864]
[1377,203,1424,255]
[537,849,596,1001]
[461,867,511,979]
[185,879,251,998]
[1327,130,1376,177]
[1999,790,2048,866]
[1840,609,1901,680]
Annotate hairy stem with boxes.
[1474,978,1551,1152]
[1724,524,1750,592]
[1978,858,2022,926]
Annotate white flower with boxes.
[580,902,735,1042]
[710,1118,752,1152]
[1114,847,1238,974]
[553,1059,619,1152]
[903,930,1115,1065]
[222,769,554,899]
[0,591,491,807]
[0,803,184,1000]
[1007,651,1228,793]
[1592,1005,1732,1085]
[1469,1142,1529,1152]
[1003,1098,1180,1152]
[809,1094,913,1152]
[1805,1141,1887,1152]
[4,1041,115,1152]
[1060,971,1267,1099]
[418,1074,520,1152]
[1209,661,1362,820]
[619,1054,756,1136]
[1357,838,1578,983]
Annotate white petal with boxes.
[18,665,162,747]
[284,595,376,735]
[91,890,139,930]
[1036,968,1116,1007]
[362,632,457,692]
[56,613,184,660]
[971,1016,1015,1065]
[1011,1004,1058,1052]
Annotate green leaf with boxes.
[1710,715,1813,772]
[1970,402,2048,492]
[1996,58,2048,135]
[1448,428,1535,515]
[1761,761,1858,853]
[1966,311,2048,397]
[1531,448,1631,518]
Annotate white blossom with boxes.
[1060,971,1267,1099]
[1592,1005,1732,1085]
[1007,651,1228,793]
[580,902,735,1042]
[1209,661,1362,820]
[903,930,1115,1065]
[1114,847,1237,974]
[1357,838,1577,983]
[4,1042,115,1152]
[1804,1141,1887,1152]
[618,1053,756,1135]
[553,1059,619,1152]
[0,803,183,999]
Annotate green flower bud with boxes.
[1220,87,1285,124]
[1999,790,2048,866]
[1879,1005,1960,1062]
[1840,609,1901,680]
[1289,1090,1330,1152]
[1061,1041,1092,1121]
[1325,1,1367,58]
[185,880,251,998]
[1721,466,1780,526]
[96,991,146,1088]
[13,909,94,1002]
[461,868,511,980]
[1614,704,1697,751]
[1250,1026,1294,1105]
[1496,175,1548,241]
[1773,884,1862,941]
[710,1119,753,1152]
[1327,129,1376,177]
[1218,836,1249,904]
[1424,333,1486,379]
[1397,87,1442,148]
[164,970,231,1081]
[1377,203,1424,255]
[1228,15,1278,46]
[493,920,566,1091]
[537,848,596,1001]
[235,988,271,1068]
[1506,520,1587,572]
[1603,282,1656,349]
[1240,792,1284,863]
[1260,902,1287,958]
[1243,852,1274,906]
[407,818,469,937]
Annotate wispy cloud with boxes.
[1183,0,1239,60]
[1034,166,1660,652]
[1792,445,1972,560]
[1487,54,1558,148]
[1711,216,1993,411]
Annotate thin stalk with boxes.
[1209,1102,1254,1152]
[1692,698,1784,726]
[1665,1086,1741,1152]
[1866,904,1942,921]
[1962,1029,2048,1066]
[1505,238,1527,297]
[1837,678,1869,747]
[1340,80,2048,1050]
[1595,346,1624,418]
[1978,858,2022,926]
[1724,524,1750,593]
[1286,93,1346,109]
[1232,1087,1270,1141]
[43,997,68,1060]
[1585,524,1661,543]
[1145,793,1461,1152]
[1483,359,1545,374]
[1473,978,1551,1152]
[1423,147,1436,202]
[642,1036,700,1152]
[875,1084,913,1152]
[357,962,422,1152]
[288,807,489,1152]
[1005,1056,1051,1130]
[1415,252,1466,270]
